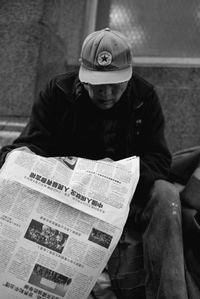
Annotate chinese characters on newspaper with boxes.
[0,148,139,299]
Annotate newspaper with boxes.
[0,148,139,299]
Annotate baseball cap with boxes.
[79,28,133,85]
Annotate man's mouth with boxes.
[98,99,114,103]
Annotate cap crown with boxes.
[80,28,132,72]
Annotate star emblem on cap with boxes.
[97,51,112,66]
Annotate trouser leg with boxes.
[142,180,188,299]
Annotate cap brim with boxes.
[79,65,132,85]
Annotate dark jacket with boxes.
[0,70,171,208]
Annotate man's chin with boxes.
[95,100,115,110]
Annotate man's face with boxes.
[83,81,128,110]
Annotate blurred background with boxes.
[1,0,200,153]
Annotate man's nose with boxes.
[102,85,113,98]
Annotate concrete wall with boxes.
[0,0,44,118]
[0,0,200,153]
[0,0,86,117]
[0,0,87,146]
[135,67,200,152]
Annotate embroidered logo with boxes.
[97,51,112,66]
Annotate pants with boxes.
[142,180,188,299]
[90,180,188,299]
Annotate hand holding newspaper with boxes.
[0,148,139,299]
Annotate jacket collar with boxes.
[126,76,144,109]
[55,70,82,103]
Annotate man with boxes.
[0,28,188,298]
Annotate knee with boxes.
[150,179,180,208]
[143,180,181,222]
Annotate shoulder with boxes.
[53,70,79,94]
[42,69,83,104]
[36,70,83,115]
[131,72,155,97]
[127,71,159,109]
[41,69,78,95]
[133,72,154,87]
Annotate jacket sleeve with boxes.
[0,79,58,168]
[132,88,172,206]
